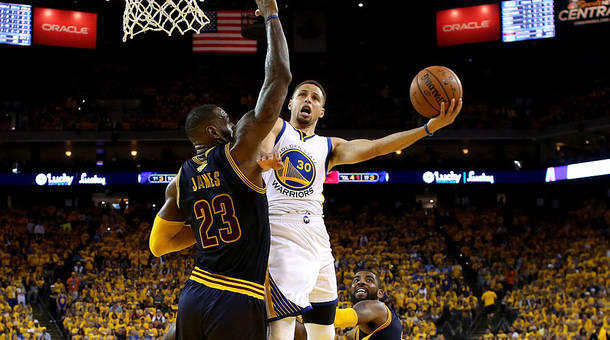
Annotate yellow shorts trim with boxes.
[189,267,265,300]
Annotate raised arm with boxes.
[230,0,291,183]
[328,98,462,170]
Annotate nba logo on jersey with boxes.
[274,149,316,191]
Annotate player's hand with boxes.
[257,151,283,171]
[255,0,279,18]
[426,97,463,133]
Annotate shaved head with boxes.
[185,104,222,144]
[185,104,234,147]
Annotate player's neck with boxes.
[289,120,317,136]
[194,143,216,160]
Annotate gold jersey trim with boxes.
[224,143,266,194]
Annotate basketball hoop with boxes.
[122,0,211,42]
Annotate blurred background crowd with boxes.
[1,185,608,339]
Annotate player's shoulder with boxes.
[354,299,388,315]
[328,136,347,152]
[273,117,287,133]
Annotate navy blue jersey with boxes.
[355,306,403,340]
[177,143,270,287]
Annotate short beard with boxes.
[296,116,312,125]
[350,290,378,305]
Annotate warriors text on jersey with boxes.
[262,120,332,216]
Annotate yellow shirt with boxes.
[481,291,497,307]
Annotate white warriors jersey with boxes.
[262,120,332,216]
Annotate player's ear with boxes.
[377,289,384,300]
[206,126,219,139]
[319,108,325,119]
[288,99,293,111]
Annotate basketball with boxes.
[409,66,463,118]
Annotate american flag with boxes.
[192,10,257,54]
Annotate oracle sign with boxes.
[437,4,500,46]
[33,8,97,49]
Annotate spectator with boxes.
[74,261,84,275]
[38,327,51,340]
[56,290,68,320]
[66,272,80,299]
[33,221,45,240]
[16,283,26,306]
[481,287,497,318]
[26,281,39,305]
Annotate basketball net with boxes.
[122,0,211,42]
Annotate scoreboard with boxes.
[501,0,555,42]
[0,2,31,46]
[138,172,177,185]
[337,172,389,184]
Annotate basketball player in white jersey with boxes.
[259,80,462,340]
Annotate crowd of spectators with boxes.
[0,191,608,339]
[2,54,610,134]
[440,199,610,339]
[0,206,85,339]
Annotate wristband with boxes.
[266,14,279,23]
[424,123,434,136]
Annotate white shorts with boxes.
[265,214,338,321]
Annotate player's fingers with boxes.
[453,98,463,118]
[448,98,461,120]
[444,99,454,120]
[440,101,446,117]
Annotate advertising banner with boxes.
[33,7,97,48]
[557,0,610,26]
[436,4,501,46]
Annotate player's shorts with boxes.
[265,214,338,321]
[177,269,267,340]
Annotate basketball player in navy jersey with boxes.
[148,0,291,338]
[258,81,461,340]
[294,271,402,340]
[335,271,403,340]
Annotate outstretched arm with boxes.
[149,178,196,257]
[334,300,389,333]
[328,98,462,170]
[230,0,291,185]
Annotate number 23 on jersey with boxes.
[193,194,242,248]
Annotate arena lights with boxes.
[545,158,610,183]
[130,141,138,157]
[2,161,608,187]
[65,150,72,157]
